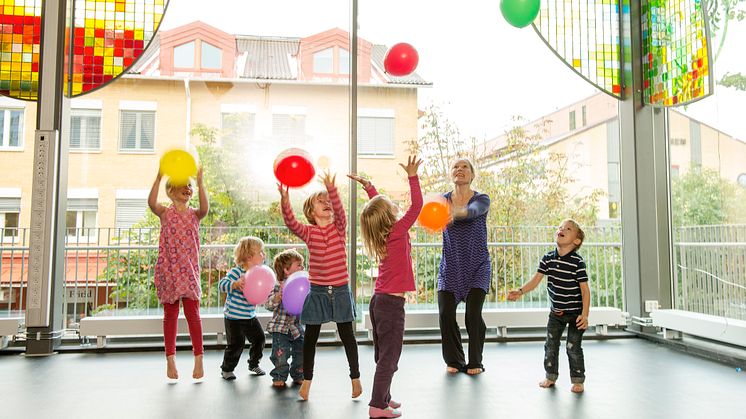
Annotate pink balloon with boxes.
[282,271,310,316]
[243,265,276,305]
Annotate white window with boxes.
[313,48,334,73]
[66,198,98,242]
[358,112,395,156]
[339,48,350,74]
[115,198,147,229]
[174,41,195,68]
[272,113,306,144]
[119,110,155,152]
[221,112,255,142]
[0,108,24,149]
[0,204,20,242]
[201,42,222,69]
[70,109,101,150]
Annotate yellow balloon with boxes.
[160,149,197,186]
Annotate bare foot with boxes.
[446,366,460,374]
[539,379,556,388]
[466,368,483,375]
[571,383,584,393]
[166,355,179,379]
[299,380,312,400]
[192,354,204,380]
[351,378,363,398]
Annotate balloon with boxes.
[243,265,276,305]
[160,149,197,186]
[383,43,419,77]
[418,198,451,232]
[274,148,316,188]
[500,0,541,28]
[282,271,310,316]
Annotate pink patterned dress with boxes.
[154,205,202,304]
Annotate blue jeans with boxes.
[544,312,586,383]
[269,332,304,382]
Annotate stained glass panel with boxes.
[533,0,623,98]
[0,0,168,100]
[642,0,713,107]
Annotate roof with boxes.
[129,29,431,86]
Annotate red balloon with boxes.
[274,148,316,187]
[384,43,419,77]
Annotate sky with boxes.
[159,0,746,142]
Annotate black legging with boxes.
[438,288,487,371]
[303,322,360,380]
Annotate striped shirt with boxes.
[537,249,589,313]
[281,185,349,286]
[264,284,303,339]
[218,266,258,320]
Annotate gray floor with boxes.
[1,338,744,419]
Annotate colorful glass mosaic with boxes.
[533,0,623,98]
[0,0,42,100]
[642,0,712,107]
[0,0,167,101]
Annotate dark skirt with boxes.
[300,283,356,325]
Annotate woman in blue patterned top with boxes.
[437,158,491,375]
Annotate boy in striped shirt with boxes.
[508,219,590,393]
[218,236,267,380]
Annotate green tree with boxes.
[671,166,746,226]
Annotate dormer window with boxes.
[313,48,334,73]
[339,48,350,74]
[174,41,195,68]
[201,42,222,69]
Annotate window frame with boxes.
[118,109,156,153]
[0,107,25,150]
[69,108,102,152]
[358,110,396,157]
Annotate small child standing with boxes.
[278,171,361,401]
[508,219,590,393]
[351,155,423,419]
[265,249,306,388]
[218,236,267,380]
[148,167,208,380]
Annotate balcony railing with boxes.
[673,225,746,321]
[2,225,627,330]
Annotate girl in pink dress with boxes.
[148,166,209,380]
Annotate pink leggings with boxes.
[163,298,204,357]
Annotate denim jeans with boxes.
[544,312,585,383]
[269,332,304,382]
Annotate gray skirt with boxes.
[300,283,356,325]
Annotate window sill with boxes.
[117,150,156,155]
[0,147,24,152]
[359,154,395,159]
[70,149,102,154]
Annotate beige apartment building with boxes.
[0,21,430,238]
[481,92,746,219]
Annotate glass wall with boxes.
[668,13,746,320]
[356,0,623,313]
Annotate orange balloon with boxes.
[418,200,451,232]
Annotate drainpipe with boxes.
[184,78,191,149]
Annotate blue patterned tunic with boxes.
[437,191,491,302]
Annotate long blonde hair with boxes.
[360,195,398,261]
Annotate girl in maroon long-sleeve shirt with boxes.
[352,155,423,419]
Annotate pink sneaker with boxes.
[388,400,402,409]
[369,406,402,418]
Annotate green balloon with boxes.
[500,0,541,28]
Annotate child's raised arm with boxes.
[148,171,167,218]
[397,156,423,229]
[278,183,310,242]
[195,166,209,220]
[348,173,378,199]
[321,171,346,233]
[507,271,544,301]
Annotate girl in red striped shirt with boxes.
[278,171,361,401]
